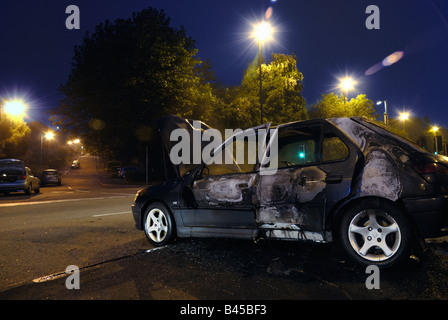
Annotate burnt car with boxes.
[41,169,62,186]
[132,115,448,267]
[0,159,41,195]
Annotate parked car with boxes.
[0,159,40,195]
[132,115,448,268]
[118,166,139,179]
[71,160,80,169]
[41,169,62,186]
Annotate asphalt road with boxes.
[1,155,448,304]
[0,155,149,291]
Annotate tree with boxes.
[308,92,377,119]
[0,114,30,158]
[52,7,215,161]
[219,53,307,129]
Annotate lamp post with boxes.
[431,125,439,154]
[253,21,273,125]
[41,131,54,176]
[376,100,388,128]
[338,76,356,116]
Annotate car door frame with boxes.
[179,123,271,233]
[255,119,359,242]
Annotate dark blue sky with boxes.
[1,0,447,128]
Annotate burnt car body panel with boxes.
[132,116,448,251]
[329,117,448,238]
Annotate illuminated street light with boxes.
[252,21,274,125]
[252,22,273,43]
[0,97,29,156]
[338,76,357,106]
[398,111,410,121]
[339,77,357,93]
[431,125,440,154]
[45,132,54,140]
[67,138,81,145]
[41,131,55,175]
[398,111,410,133]
[3,99,28,118]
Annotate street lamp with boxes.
[376,100,388,128]
[3,99,28,119]
[398,111,410,133]
[41,131,55,176]
[252,21,273,125]
[431,125,440,154]
[0,98,28,157]
[338,76,357,106]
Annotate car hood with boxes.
[156,115,215,178]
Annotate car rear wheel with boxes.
[339,200,413,268]
[143,202,175,247]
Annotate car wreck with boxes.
[132,115,448,267]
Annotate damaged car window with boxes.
[277,125,321,168]
[205,131,261,176]
[322,134,349,162]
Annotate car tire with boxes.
[143,202,176,247]
[339,199,413,268]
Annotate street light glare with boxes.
[253,22,273,43]
[45,132,54,140]
[3,99,28,117]
[339,76,357,92]
[399,112,410,121]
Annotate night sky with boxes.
[1,0,448,128]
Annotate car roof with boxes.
[0,158,24,163]
[0,159,25,168]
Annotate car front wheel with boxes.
[143,203,175,247]
[339,200,413,268]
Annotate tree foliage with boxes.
[0,114,30,158]
[50,6,447,163]
[215,53,307,129]
[52,7,215,161]
[308,92,377,119]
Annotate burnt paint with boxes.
[256,166,327,232]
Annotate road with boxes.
[1,155,448,303]
[0,155,150,291]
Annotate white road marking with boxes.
[92,211,130,217]
[0,195,133,207]
[101,192,136,196]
